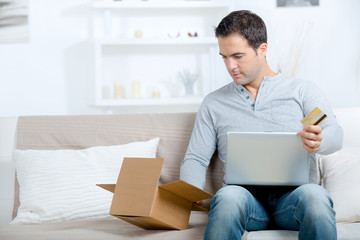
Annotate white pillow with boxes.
[320,147,360,223]
[11,137,159,224]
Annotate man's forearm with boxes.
[180,158,208,189]
[318,125,343,155]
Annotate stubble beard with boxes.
[231,73,253,86]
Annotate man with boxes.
[180,10,343,240]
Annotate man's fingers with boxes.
[303,141,319,153]
[303,138,319,148]
[299,125,322,153]
[305,125,322,134]
[299,125,322,142]
[301,131,322,141]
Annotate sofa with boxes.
[0,108,360,240]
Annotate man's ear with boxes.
[257,43,268,57]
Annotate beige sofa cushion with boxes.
[13,113,224,219]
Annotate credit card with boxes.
[301,107,327,126]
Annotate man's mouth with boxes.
[232,73,242,78]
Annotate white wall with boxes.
[0,0,89,116]
[0,0,359,117]
[236,0,360,108]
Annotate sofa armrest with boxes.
[0,117,18,226]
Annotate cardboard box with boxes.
[97,157,213,230]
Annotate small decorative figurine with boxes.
[178,69,198,96]
[114,82,124,99]
[187,32,198,37]
[134,30,143,38]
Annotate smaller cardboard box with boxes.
[97,157,213,230]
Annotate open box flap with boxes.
[96,184,116,193]
[159,180,213,202]
[109,158,164,216]
[116,158,164,186]
[191,202,209,212]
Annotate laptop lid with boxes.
[225,132,309,186]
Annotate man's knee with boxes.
[213,186,251,205]
[295,184,334,217]
[210,185,252,217]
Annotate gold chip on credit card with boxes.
[301,107,327,126]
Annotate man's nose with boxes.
[226,58,237,71]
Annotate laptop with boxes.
[225,132,309,186]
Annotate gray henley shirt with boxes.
[180,73,343,189]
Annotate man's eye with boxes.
[235,55,242,59]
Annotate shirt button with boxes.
[251,104,254,107]
[246,96,250,99]
[241,89,244,92]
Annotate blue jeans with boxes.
[204,184,337,240]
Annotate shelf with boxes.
[95,97,204,106]
[93,1,229,9]
[91,0,227,108]
[94,37,218,46]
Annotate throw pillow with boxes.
[320,147,360,223]
[11,137,159,224]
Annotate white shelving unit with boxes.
[93,0,229,9]
[91,0,230,107]
[95,37,218,46]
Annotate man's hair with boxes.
[215,10,267,51]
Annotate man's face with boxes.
[218,34,264,86]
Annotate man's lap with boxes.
[213,184,331,231]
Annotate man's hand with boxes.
[195,200,203,206]
[297,125,322,153]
